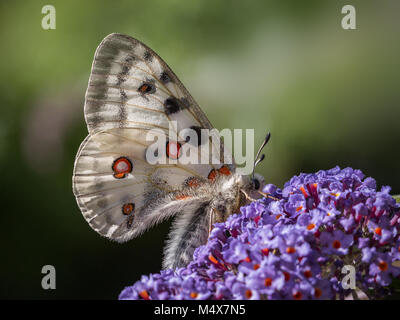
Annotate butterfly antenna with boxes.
[251,132,271,181]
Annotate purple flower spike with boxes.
[119,167,400,300]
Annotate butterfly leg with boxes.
[208,208,216,236]
[208,206,227,236]
[240,189,258,202]
[257,190,279,201]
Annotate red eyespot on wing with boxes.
[138,83,151,93]
[166,141,182,160]
[112,157,133,179]
[208,169,217,181]
[122,203,135,215]
[218,165,231,176]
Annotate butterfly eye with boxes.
[112,157,133,179]
[252,173,265,190]
[252,179,260,190]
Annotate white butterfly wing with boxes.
[73,33,234,242]
[86,34,207,132]
[73,128,212,242]
[86,33,232,173]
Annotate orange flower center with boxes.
[300,186,308,198]
[208,254,219,265]
[283,272,291,282]
[332,240,341,249]
[314,288,322,298]
[304,270,312,278]
[307,223,315,230]
[253,264,260,270]
[374,227,382,236]
[378,261,388,271]
[245,290,252,299]
[139,290,150,300]
[296,206,303,212]
[261,248,269,256]
[293,291,302,300]
[265,278,272,287]
[286,247,296,254]
[243,256,251,263]
[190,292,198,299]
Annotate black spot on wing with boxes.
[120,90,128,102]
[121,65,129,75]
[118,90,128,123]
[117,66,129,85]
[116,75,124,86]
[116,56,135,85]
[164,97,186,115]
[185,126,205,146]
[143,50,153,62]
[125,54,136,64]
[138,82,156,94]
[160,71,172,83]
[87,113,102,130]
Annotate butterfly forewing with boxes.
[86,34,206,134]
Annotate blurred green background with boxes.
[0,0,399,299]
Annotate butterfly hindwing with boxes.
[73,128,213,241]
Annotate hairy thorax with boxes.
[209,173,252,223]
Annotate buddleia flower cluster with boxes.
[119,167,400,300]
